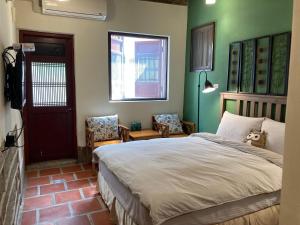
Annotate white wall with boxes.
[15,0,187,146]
[279,0,300,224]
[0,0,22,145]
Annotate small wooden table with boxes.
[129,129,162,141]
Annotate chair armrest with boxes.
[155,122,170,138]
[181,121,196,135]
[118,125,130,142]
[86,128,95,150]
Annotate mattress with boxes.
[99,161,280,225]
[94,133,282,225]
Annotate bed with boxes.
[93,92,287,225]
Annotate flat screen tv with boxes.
[11,49,26,110]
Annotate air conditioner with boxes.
[41,0,107,21]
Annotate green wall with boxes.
[183,0,293,133]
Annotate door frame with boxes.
[19,30,77,165]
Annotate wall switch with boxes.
[213,84,219,89]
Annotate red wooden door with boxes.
[20,31,77,163]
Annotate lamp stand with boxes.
[197,73,201,132]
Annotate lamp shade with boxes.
[202,79,216,93]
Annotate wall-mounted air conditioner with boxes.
[41,0,107,21]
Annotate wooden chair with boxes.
[85,120,129,151]
[86,116,129,174]
[152,115,196,138]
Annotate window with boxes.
[31,62,67,107]
[109,32,169,101]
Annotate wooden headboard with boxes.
[220,92,287,122]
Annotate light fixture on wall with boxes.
[206,0,216,5]
[202,76,216,93]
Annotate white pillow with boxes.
[261,118,285,154]
[216,111,264,142]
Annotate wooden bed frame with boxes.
[220,92,287,122]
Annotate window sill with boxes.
[109,99,169,103]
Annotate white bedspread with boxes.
[93,133,282,225]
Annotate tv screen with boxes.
[11,49,26,110]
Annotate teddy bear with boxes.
[244,130,267,149]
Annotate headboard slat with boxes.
[220,92,287,122]
[258,102,263,117]
[236,100,241,115]
[242,101,248,116]
[250,102,255,117]
[275,104,282,121]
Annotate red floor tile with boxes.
[62,165,82,173]
[91,211,112,225]
[24,195,52,211]
[55,190,82,204]
[21,210,36,225]
[56,215,91,225]
[76,170,95,179]
[71,198,102,215]
[26,170,38,178]
[25,187,38,198]
[52,173,75,182]
[40,183,65,195]
[82,186,99,198]
[23,163,112,225]
[27,176,50,187]
[67,179,90,190]
[40,168,61,176]
[39,204,70,222]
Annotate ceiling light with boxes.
[206,0,216,5]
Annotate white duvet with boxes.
[93,133,282,225]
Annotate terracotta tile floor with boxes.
[22,163,113,225]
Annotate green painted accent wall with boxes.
[183,0,293,133]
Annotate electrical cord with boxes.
[1,110,24,153]
[1,47,24,153]
[14,110,24,146]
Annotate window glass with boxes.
[109,32,168,101]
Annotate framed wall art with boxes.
[227,42,241,92]
[240,40,256,93]
[190,22,215,72]
[269,32,291,96]
[227,31,291,96]
[254,36,272,94]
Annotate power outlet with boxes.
[213,84,219,89]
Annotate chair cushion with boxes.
[154,114,183,134]
[86,115,119,141]
[94,140,121,148]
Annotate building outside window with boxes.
[109,32,169,101]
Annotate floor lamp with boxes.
[197,71,216,132]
